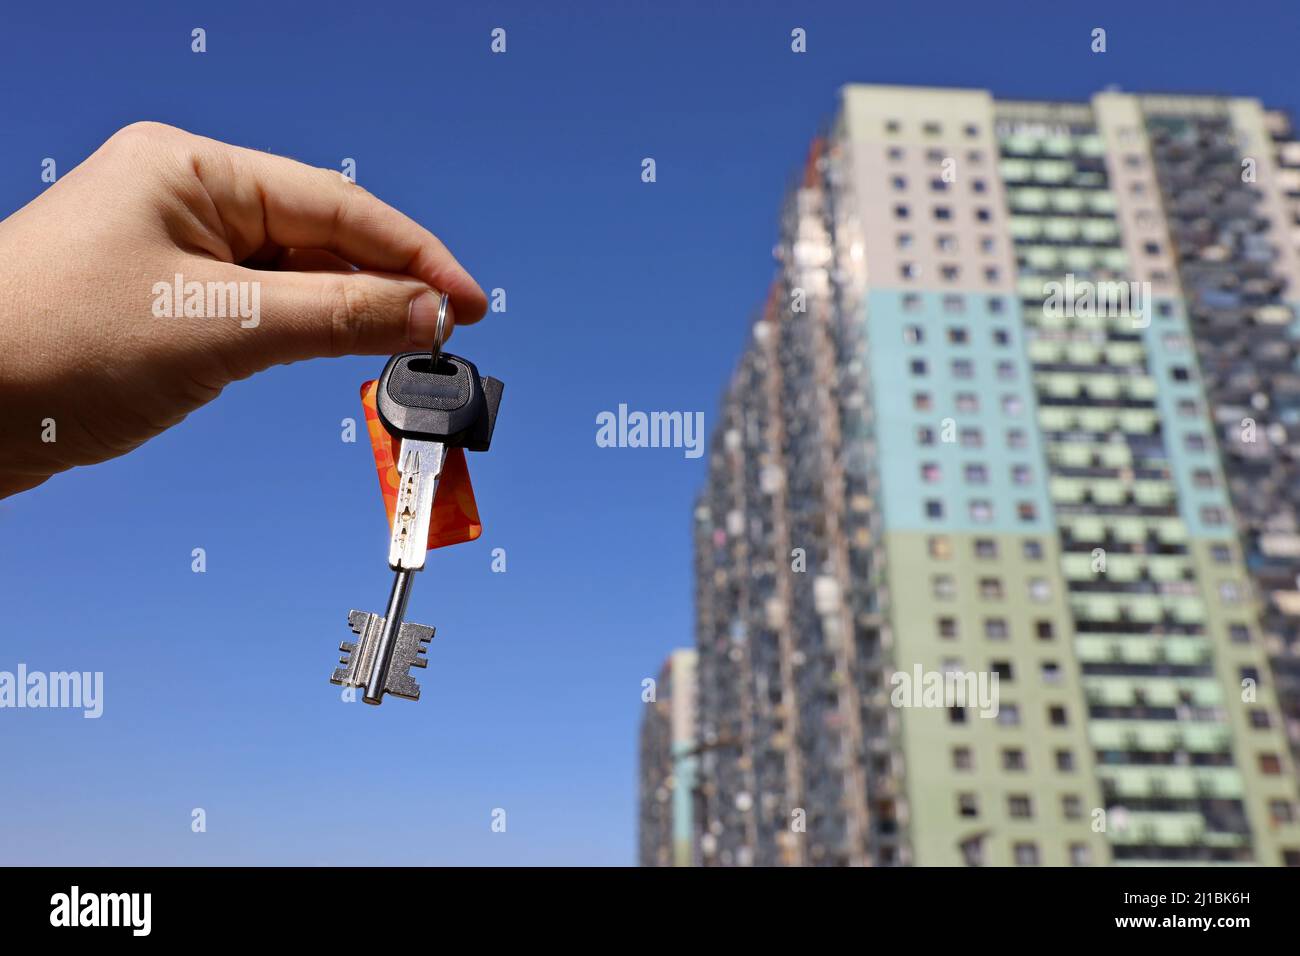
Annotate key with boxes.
[331,343,504,706]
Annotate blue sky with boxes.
[1,0,1297,865]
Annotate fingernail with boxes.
[408,291,453,347]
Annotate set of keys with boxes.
[330,294,504,705]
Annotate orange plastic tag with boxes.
[360,379,482,550]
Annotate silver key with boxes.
[333,437,445,705]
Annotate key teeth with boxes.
[382,621,436,701]
[329,610,435,702]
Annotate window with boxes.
[1023,540,1044,560]
[896,232,914,250]
[953,360,975,380]
[948,326,969,345]
[921,462,942,483]
[910,358,928,376]
[1012,465,1033,485]
[964,462,987,483]
[997,704,1020,726]
[1184,433,1206,451]
[1069,843,1091,866]
[960,428,983,448]
[917,426,936,445]
[1028,578,1051,602]
[1193,469,1216,488]
[1041,661,1061,684]
[1062,795,1082,820]
[1009,795,1032,818]
[984,617,1009,640]
[903,324,924,344]
[979,577,1004,600]
[958,793,978,817]
[972,178,988,194]
[1007,428,1027,449]
[980,236,996,254]
[1002,748,1026,771]
[900,262,919,280]
[1035,619,1054,640]
[975,207,992,222]
[1055,749,1074,772]
[887,146,904,161]
[1001,395,1023,416]
[913,392,932,411]
[925,499,945,519]
[937,234,957,252]
[963,123,979,138]
[894,204,910,220]
[974,538,998,559]
[987,296,1005,314]
[1017,502,1038,523]
[1013,842,1039,866]
[1270,800,1295,824]
[932,575,956,599]
[902,292,922,312]
[934,205,953,221]
[930,177,950,193]
[984,266,1000,282]
[949,705,967,724]
[885,119,901,135]
[1211,544,1232,564]
[942,294,965,314]
[1229,624,1251,644]
[941,264,960,282]
[996,361,1017,381]
[952,746,973,771]
[1048,705,1068,727]
[993,328,1011,346]
[923,121,942,136]
[960,836,985,866]
[928,535,952,559]
[891,175,907,191]
[938,616,958,639]
[970,500,993,523]
[1201,506,1226,526]
[956,392,979,413]
[1249,709,1271,729]
[1260,754,1283,775]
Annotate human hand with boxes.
[0,121,488,497]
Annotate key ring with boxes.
[430,291,450,368]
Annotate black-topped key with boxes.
[330,336,505,705]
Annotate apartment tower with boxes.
[687,85,1300,866]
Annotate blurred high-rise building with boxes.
[684,85,1300,866]
[638,649,698,867]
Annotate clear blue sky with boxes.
[1,0,1296,865]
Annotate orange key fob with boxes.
[360,379,482,550]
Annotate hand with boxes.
[0,121,488,497]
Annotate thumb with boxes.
[209,266,455,379]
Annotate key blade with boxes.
[331,610,382,688]
[388,438,446,571]
[382,621,436,700]
[330,609,435,703]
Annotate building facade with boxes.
[686,85,1300,866]
[638,648,699,867]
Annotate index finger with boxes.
[189,132,488,326]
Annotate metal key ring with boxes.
[430,291,449,368]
